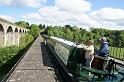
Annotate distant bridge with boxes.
[0,18,29,47]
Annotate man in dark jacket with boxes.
[92,37,109,70]
[98,37,109,57]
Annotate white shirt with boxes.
[84,45,94,58]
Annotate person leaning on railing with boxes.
[82,40,94,68]
[93,37,109,70]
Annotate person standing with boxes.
[83,40,94,68]
[99,37,109,70]
[93,37,109,70]
[98,37,109,58]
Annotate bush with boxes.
[19,34,34,48]
[0,34,34,81]
[30,24,40,39]
[0,46,19,67]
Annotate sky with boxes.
[0,0,124,30]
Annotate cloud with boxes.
[0,0,47,8]
[21,0,97,28]
[22,6,98,27]
[21,0,124,30]
[55,0,92,13]
[0,15,15,22]
[12,0,47,8]
[90,8,124,29]
[0,0,12,5]
[90,8,124,21]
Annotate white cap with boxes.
[99,37,106,41]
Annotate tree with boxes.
[30,24,40,39]
[119,31,124,47]
[38,24,46,30]
[38,24,43,30]
[48,30,54,36]
[42,24,46,28]
[64,28,73,40]
[88,32,93,40]
[65,25,71,28]
[15,21,30,29]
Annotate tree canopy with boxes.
[30,24,40,39]
[45,25,124,47]
[15,21,30,29]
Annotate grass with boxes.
[109,47,124,60]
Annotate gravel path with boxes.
[7,36,58,82]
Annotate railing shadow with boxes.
[40,42,53,68]
[40,42,59,82]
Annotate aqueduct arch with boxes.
[22,30,25,36]
[19,29,22,36]
[6,26,13,46]
[0,18,29,47]
[14,28,19,45]
[0,24,4,47]
[23,30,24,33]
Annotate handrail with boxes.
[77,64,111,75]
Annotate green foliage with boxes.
[30,24,40,39]
[15,21,41,39]
[0,46,19,66]
[20,34,34,48]
[0,20,39,80]
[91,28,124,47]
[45,25,92,43]
[0,33,34,81]
[119,31,124,47]
[110,47,124,60]
[45,25,124,48]
[88,32,93,40]
[45,26,124,60]
[0,34,34,67]
[15,21,30,29]
[38,24,46,30]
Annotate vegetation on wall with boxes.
[19,34,34,48]
[0,21,41,81]
[0,33,34,81]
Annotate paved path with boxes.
[7,36,58,82]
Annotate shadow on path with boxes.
[40,42,53,68]
[40,42,59,82]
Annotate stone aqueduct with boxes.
[0,18,29,47]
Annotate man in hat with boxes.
[95,37,109,70]
[92,37,109,71]
[98,37,109,57]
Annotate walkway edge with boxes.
[1,38,36,82]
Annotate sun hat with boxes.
[99,37,106,41]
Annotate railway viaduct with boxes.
[0,18,29,47]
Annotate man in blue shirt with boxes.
[92,37,109,71]
[98,37,109,57]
